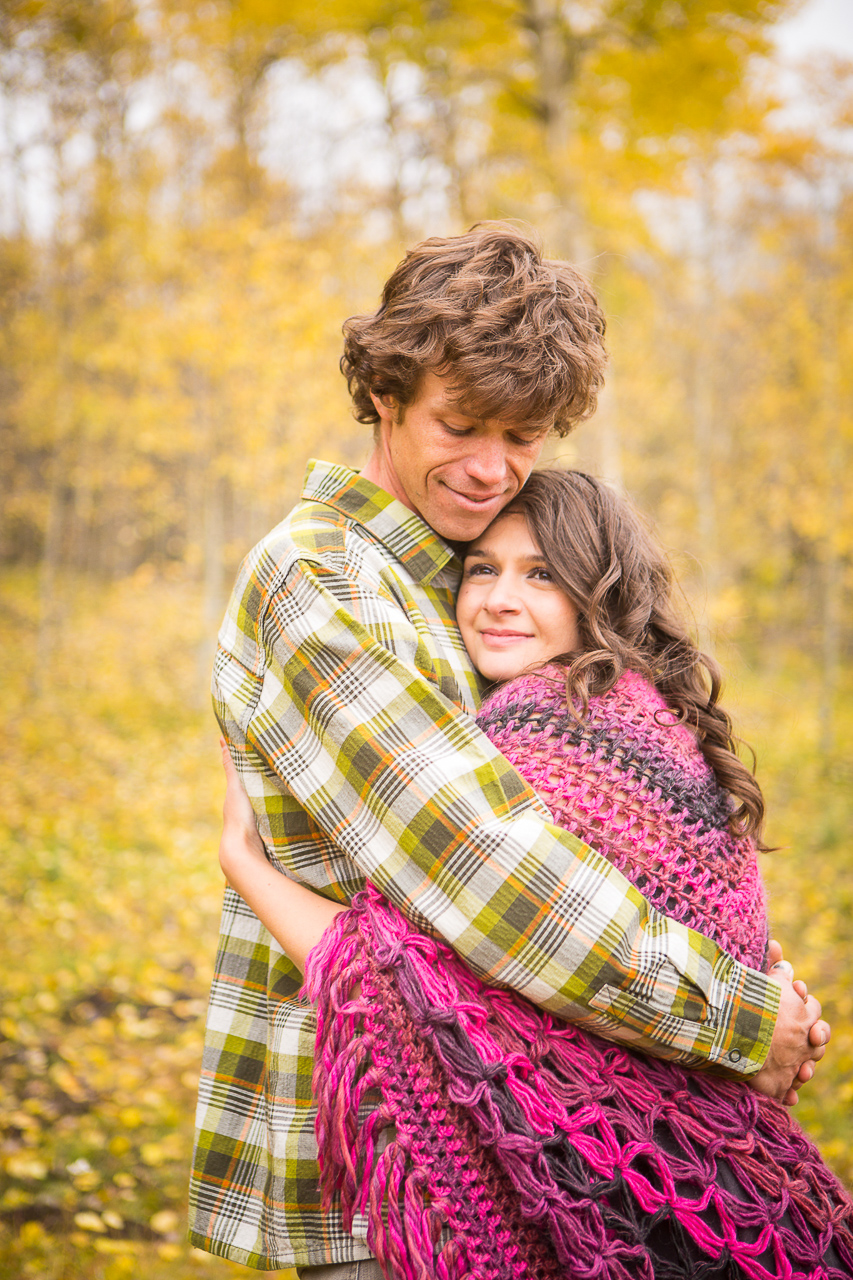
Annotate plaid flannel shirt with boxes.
[189,459,779,1271]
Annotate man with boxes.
[189,223,827,1276]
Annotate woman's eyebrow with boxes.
[464,549,546,565]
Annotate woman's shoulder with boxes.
[606,668,678,724]
[476,666,569,728]
[476,666,702,760]
[605,670,705,758]
[478,665,669,723]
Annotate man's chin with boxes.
[429,496,511,543]
[430,512,496,544]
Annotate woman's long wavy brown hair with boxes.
[504,471,767,845]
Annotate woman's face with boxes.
[457,512,580,683]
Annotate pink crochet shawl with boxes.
[303,672,853,1279]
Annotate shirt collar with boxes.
[302,459,461,586]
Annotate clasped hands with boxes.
[752,938,831,1107]
[219,740,829,1108]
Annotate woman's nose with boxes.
[483,578,520,613]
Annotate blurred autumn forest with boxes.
[0,0,851,1276]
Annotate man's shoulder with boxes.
[242,494,367,583]
[233,489,407,621]
[216,497,374,673]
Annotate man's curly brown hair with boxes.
[341,222,607,436]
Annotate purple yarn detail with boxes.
[306,891,853,1280]
[477,669,769,971]
[304,669,853,1278]
[306,905,565,1280]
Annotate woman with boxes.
[219,471,853,1279]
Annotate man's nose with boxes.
[465,440,509,487]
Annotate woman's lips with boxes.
[478,630,533,645]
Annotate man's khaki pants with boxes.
[296,1260,384,1280]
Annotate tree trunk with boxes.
[817,208,843,757]
[689,163,720,643]
[35,453,66,696]
[196,469,228,707]
[522,0,586,261]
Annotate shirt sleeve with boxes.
[214,553,779,1077]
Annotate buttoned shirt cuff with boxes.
[568,950,778,1077]
[704,955,779,1077]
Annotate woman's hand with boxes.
[761,938,831,1105]
[219,737,268,882]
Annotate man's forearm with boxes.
[215,555,779,1077]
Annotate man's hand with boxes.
[752,940,831,1106]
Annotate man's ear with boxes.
[370,390,396,424]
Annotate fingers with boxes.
[801,993,826,1068]
[755,973,831,1106]
[766,938,784,970]
[771,969,827,1056]
[217,742,253,829]
[802,991,822,1027]
[770,967,829,1054]
[789,1019,831,1096]
[219,737,240,785]
[791,1012,831,1097]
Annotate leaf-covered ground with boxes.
[1,569,850,1278]
[0,569,294,1278]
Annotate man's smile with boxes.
[439,482,509,508]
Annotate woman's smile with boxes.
[478,627,534,643]
[457,511,580,683]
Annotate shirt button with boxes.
[729,1050,742,1063]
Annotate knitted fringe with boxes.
[305,887,853,1280]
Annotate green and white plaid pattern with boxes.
[189,459,779,1271]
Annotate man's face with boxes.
[367,372,551,542]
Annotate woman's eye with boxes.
[464,562,494,578]
[530,567,553,582]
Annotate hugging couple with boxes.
[189,223,852,1279]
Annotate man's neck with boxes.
[361,448,416,515]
